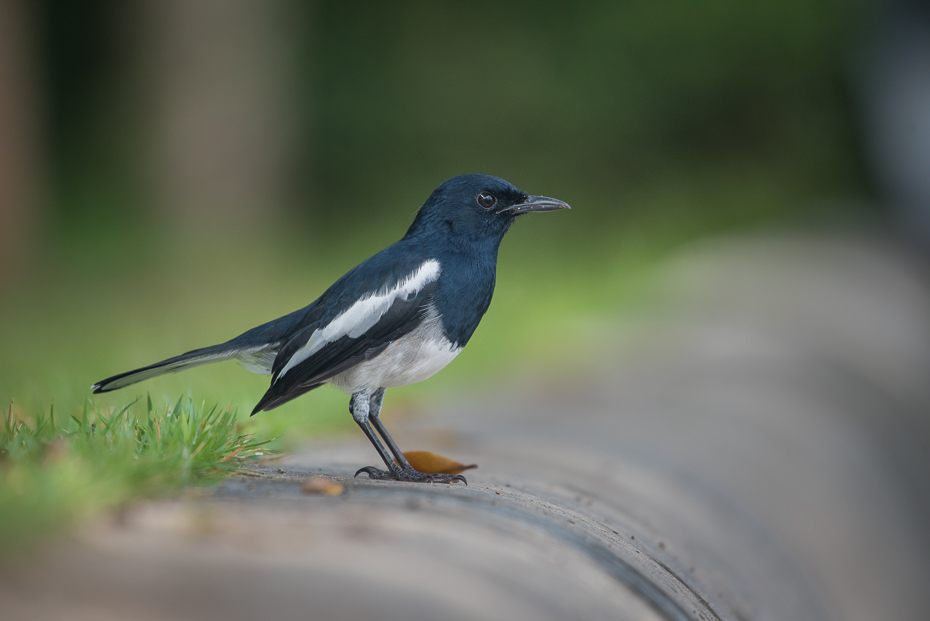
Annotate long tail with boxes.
[91,343,270,394]
[92,304,312,395]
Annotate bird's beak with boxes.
[499,195,571,216]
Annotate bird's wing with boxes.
[251,257,441,413]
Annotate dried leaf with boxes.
[403,450,478,475]
[301,475,345,496]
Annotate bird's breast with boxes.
[329,305,462,395]
[431,254,497,347]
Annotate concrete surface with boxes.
[2,233,929,621]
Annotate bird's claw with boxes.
[354,465,467,485]
[355,466,392,479]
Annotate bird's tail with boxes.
[91,343,264,394]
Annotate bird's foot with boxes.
[354,465,467,485]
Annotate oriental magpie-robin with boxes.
[93,174,569,484]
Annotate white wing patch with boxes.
[275,259,441,381]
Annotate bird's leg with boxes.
[350,393,402,475]
[368,388,413,469]
[353,390,466,485]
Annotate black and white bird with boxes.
[93,174,570,484]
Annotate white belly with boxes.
[329,311,461,395]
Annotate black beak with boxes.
[499,195,571,216]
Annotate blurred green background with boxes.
[0,0,877,442]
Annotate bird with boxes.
[92,174,570,484]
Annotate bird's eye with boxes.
[477,192,497,209]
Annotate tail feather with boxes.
[92,344,245,394]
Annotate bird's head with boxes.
[406,174,570,245]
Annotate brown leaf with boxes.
[301,475,345,496]
[403,451,478,475]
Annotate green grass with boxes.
[0,394,269,553]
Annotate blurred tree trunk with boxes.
[0,0,43,282]
[135,0,300,234]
